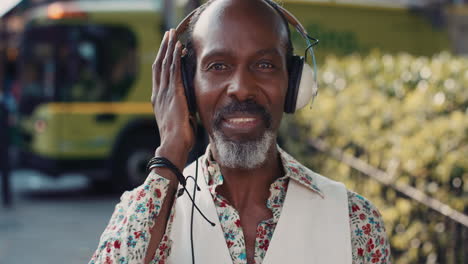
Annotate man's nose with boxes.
[226,67,259,101]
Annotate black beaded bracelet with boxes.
[147,157,187,187]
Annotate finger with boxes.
[159,29,177,95]
[168,41,184,102]
[171,41,183,86]
[152,31,169,87]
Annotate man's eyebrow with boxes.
[201,48,282,61]
[201,48,235,60]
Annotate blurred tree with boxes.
[281,51,468,264]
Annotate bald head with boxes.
[193,0,290,47]
[184,0,293,71]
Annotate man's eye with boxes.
[257,62,274,69]
[208,63,228,71]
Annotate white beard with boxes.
[211,130,275,169]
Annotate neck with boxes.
[213,144,284,211]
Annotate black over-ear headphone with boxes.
[175,0,319,115]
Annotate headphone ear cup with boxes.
[284,56,304,113]
[295,63,316,111]
[181,55,197,114]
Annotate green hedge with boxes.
[282,51,468,264]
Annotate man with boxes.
[90,0,391,263]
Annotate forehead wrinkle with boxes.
[256,48,283,57]
[193,31,289,65]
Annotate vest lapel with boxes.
[191,169,233,263]
[168,161,233,264]
[263,177,352,264]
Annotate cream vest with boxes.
[167,159,352,264]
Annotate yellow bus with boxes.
[16,0,198,191]
[16,0,453,190]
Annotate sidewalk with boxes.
[0,170,120,264]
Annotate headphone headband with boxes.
[175,8,197,36]
[175,0,309,38]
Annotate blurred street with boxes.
[0,170,119,264]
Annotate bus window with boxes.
[19,24,137,111]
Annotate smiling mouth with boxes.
[222,115,262,130]
[226,117,257,124]
[213,100,272,135]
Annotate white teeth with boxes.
[228,117,255,123]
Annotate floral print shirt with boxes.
[89,147,391,264]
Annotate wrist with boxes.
[155,143,190,171]
[147,157,187,186]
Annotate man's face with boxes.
[192,0,289,168]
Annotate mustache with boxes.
[213,100,272,130]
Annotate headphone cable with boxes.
[190,158,198,264]
[186,125,216,264]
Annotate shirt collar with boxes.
[200,144,324,198]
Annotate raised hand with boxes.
[151,29,195,172]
